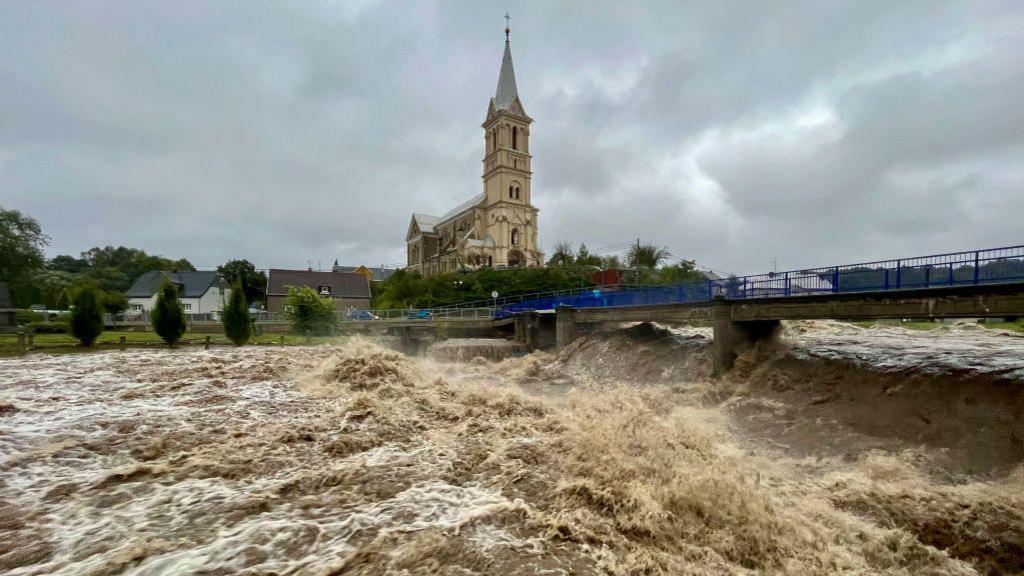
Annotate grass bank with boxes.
[0,330,349,356]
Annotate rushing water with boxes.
[1,323,1022,575]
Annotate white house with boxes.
[126,271,230,314]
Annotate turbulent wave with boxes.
[0,323,1022,574]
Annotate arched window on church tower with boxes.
[512,126,517,150]
[516,186,521,199]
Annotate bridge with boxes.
[362,245,1024,374]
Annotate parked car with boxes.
[407,310,432,320]
[346,309,379,321]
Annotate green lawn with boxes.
[0,330,349,355]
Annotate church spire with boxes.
[493,16,519,111]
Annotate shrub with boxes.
[103,291,129,315]
[24,321,68,334]
[14,309,44,325]
[151,279,186,345]
[222,281,251,346]
[70,285,104,346]
[285,286,337,336]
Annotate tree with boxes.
[628,242,672,269]
[217,259,267,305]
[151,279,186,345]
[285,286,337,336]
[658,259,705,284]
[103,291,129,315]
[80,246,194,292]
[222,281,251,346]
[575,243,603,268]
[48,254,88,274]
[546,241,575,267]
[0,208,49,303]
[70,285,103,347]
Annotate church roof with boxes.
[486,32,529,121]
[494,40,519,110]
[440,193,485,222]
[412,213,440,234]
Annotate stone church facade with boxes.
[406,27,543,276]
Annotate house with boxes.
[331,264,396,283]
[126,271,230,314]
[265,269,372,313]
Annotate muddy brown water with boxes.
[0,321,1022,575]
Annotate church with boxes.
[405,25,543,276]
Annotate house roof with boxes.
[266,269,371,298]
[126,270,225,298]
[332,265,397,282]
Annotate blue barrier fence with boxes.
[493,244,1024,318]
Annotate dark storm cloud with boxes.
[1,0,1021,274]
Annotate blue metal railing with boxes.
[493,244,1024,317]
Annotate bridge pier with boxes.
[514,311,541,350]
[555,306,579,349]
[711,297,780,376]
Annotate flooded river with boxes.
[1,321,1022,574]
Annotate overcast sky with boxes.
[2,1,1022,274]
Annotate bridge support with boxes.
[514,311,540,350]
[555,306,579,349]
[712,297,780,376]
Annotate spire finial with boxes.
[504,13,510,42]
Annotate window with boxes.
[509,185,515,198]
[317,285,332,295]
[516,186,521,199]
[130,304,143,312]
[183,303,192,312]
[512,126,517,150]
[511,228,519,245]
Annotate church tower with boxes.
[405,20,542,275]
[480,22,540,268]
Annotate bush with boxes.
[70,285,104,346]
[222,281,251,346]
[151,279,186,345]
[24,320,68,334]
[285,286,337,336]
[14,309,44,325]
[103,291,129,315]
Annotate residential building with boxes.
[331,264,396,283]
[126,271,230,314]
[265,269,372,313]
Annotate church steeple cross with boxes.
[504,13,510,41]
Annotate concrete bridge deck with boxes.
[511,282,1024,375]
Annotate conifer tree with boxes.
[152,278,186,346]
[222,281,251,346]
[70,284,104,346]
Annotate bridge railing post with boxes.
[974,251,980,284]
[784,272,790,297]
[896,260,902,289]
[832,268,839,293]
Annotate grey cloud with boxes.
[1,0,1021,275]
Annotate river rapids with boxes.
[1,320,1022,575]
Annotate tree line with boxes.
[1,207,268,311]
